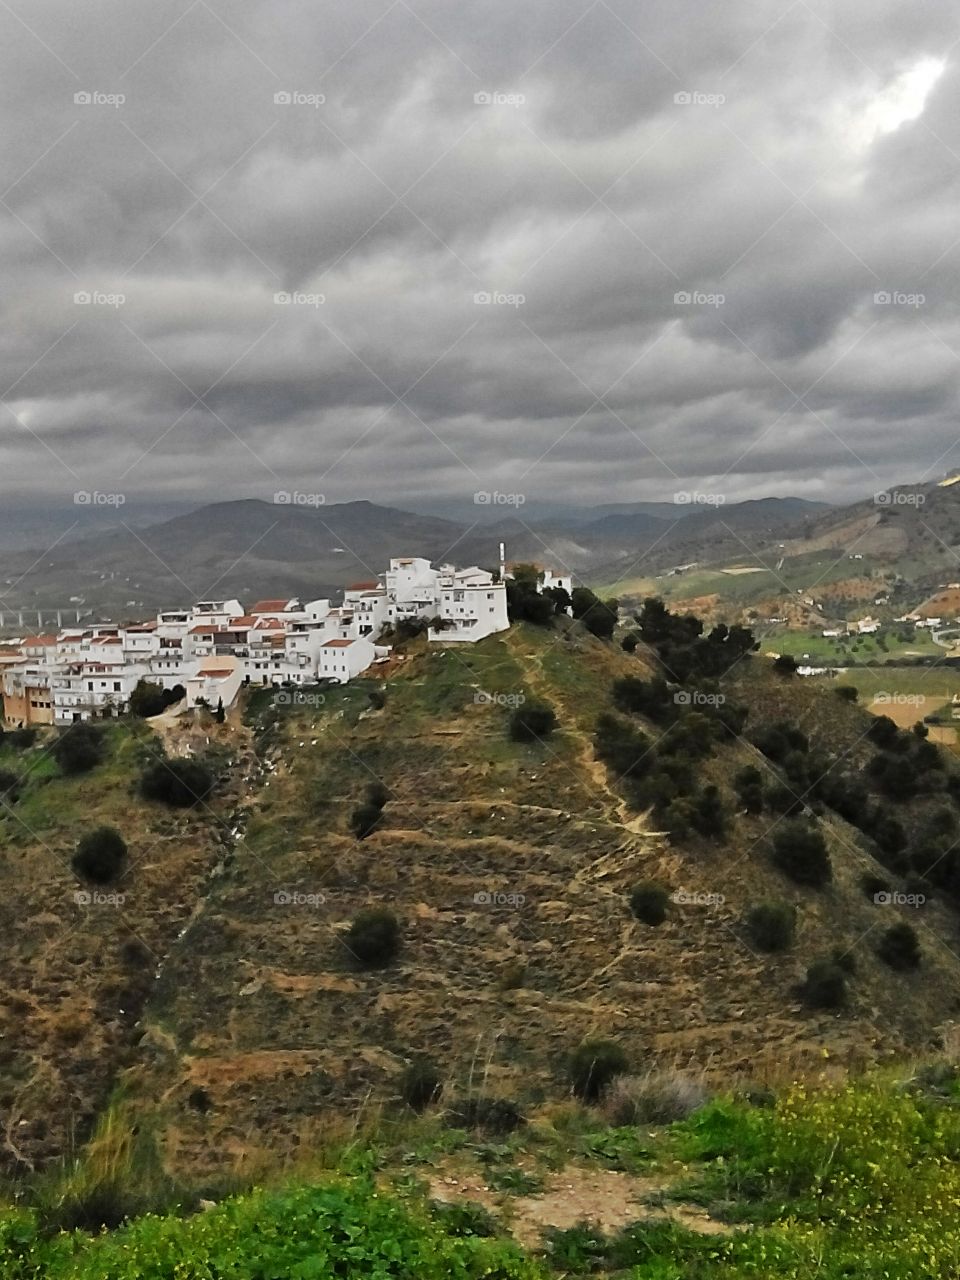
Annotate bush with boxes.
[801,959,847,1009]
[140,757,213,806]
[877,922,921,970]
[834,685,859,702]
[621,632,639,653]
[446,1096,525,1135]
[771,819,832,887]
[399,1059,443,1111]
[734,765,764,814]
[4,726,37,750]
[745,902,796,952]
[0,767,21,803]
[569,1038,629,1101]
[603,1070,708,1125]
[774,653,798,675]
[350,803,383,839]
[53,722,106,775]
[629,881,670,925]
[73,827,127,884]
[345,908,401,966]
[508,700,557,742]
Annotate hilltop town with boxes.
[0,555,570,727]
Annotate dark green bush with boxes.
[73,826,127,884]
[569,1038,629,1101]
[509,700,557,742]
[745,902,795,952]
[446,1096,525,1135]
[771,819,832,887]
[629,881,670,925]
[399,1059,443,1111]
[140,757,213,807]
[877,921,921,970]
[345,907,401,966]
[53,722,105,775]
[801,959,847,1009]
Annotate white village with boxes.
[0,552,571,727]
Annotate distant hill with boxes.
[0,494,836,618]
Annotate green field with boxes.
[762,627,941,664]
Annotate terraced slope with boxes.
[114,626,960,1182]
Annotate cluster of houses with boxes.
[0,554,559,727]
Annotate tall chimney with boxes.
[499,541,506,582]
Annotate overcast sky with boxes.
[1,0,959,513]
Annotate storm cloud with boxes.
[1,0,959,512]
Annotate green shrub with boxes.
[835,685,858,702]
[53,722,106,775]
[509,700,557,742]
[0,767,21,803]
[629,881,669,925]
[620,632,639,653]
[345,908,401,966]
[861,872,892,902]
[771,819,832,887]
[72,827,128,884]
[399,1059,443,1111]
[877,921,921,970]
[350,803,383,839]
[445,1096,525,1135]
[570,1038,629,1101]
[140,757,213,807]
[801,958,847,1009]
[745,902,795,952]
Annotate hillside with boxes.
[6,614,960,1188]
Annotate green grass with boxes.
[761,627,940,664]
[8,1072,960,1277]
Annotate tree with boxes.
[621,632,639,653]
[128,679,167,718]
[868,715,900,749]
[215,698,225,724]
[834,685,858,703]
[734,765,764,814]
[345,908,401,966]
[53,722,105,775]
[774,653,798,676]
[771,819,832,887]
[140,757,213,807]
[594,713,651,781]
[569,1039,629,1101]
[543,585,572,615]
[0,768,21,804]
[571,589,619,639]
[73,826,127,884]
[509,700,557,742]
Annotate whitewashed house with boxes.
[318,636,376,682]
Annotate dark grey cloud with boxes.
[1,0,959,518]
